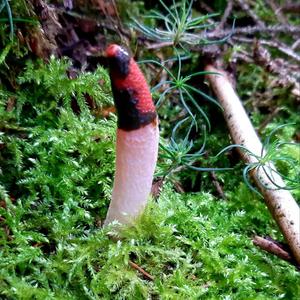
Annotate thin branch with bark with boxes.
[235,0,265,27]
[233,36,300,62]
[205,65,300,265]
[265,0,288,24]
[280,3,300,14]
[253,235,299,269]
[253,40,300,98]
[129,260,154,281]
[208,24,300,39]
[216,0,233,31]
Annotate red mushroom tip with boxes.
[106,44,157,131]
[106,44,123,58]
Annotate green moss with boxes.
[1,184,299,299]
[1,2,299,298]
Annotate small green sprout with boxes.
[140,51,221,130]
[0,0,13,39]
[216,124,300,195]
[132,0,234,48]
[158,117,230,178]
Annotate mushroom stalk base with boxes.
[104,121,159,226]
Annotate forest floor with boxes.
[0,0,300,299]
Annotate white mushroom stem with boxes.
[205,65,300,264]
[104,121,159,226]
[104,44,159,226]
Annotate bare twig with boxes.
[206,25,300,40]
[292,39,300,50]
[233,52,254,63]
[265,0,288,24]
[129,260,154,281]
[197,2,214,14]
[280,3,300,14]
[210,171,226,199]
[253,40,300,98]
[233,36,300,62]
[253,235,299,269]
[253,236,292,261]
[235,0,265,27]
[236,24,300,35]
[205,65,300,265]
[258,107,282,134]
[204,153,226,199]
[216,0,233,31]
[146,41,173,50]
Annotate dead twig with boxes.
[258,107,282,134]
[197,2,214,14]
[204,153,226,199]
[232,52,254,63]
[234,24,300,35]
[253,40,300,98]
[292,39,300,50]
[210,171,226,200]
[253,235,299,269]
[205,25,300,40]
[265,0,288,24]
[235,0,265,27]
[128,260,154,281]
[205,65,300,265]
[280,3,300,14]
[233,36,300,62]
[146,41,173,50]
[216,0,233,31]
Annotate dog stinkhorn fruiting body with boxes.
[104,44,159,225]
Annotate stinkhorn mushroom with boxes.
[104,44,159,225]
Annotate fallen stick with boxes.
[253,235,299,268]
[205,65,300,265]
[129,260,154,281]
